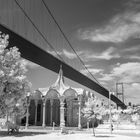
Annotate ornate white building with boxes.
[22,67,95,128]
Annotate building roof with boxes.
[51,65,69,96]
[35,66,88,98]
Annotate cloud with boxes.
[80,68,103,76]
[123,84,140,104]
[121,46,140,60]
[99,62,140,83]
[122,46,140,52]
[99,74,114,81]
[62,49,77,59]
[47,50,62,57]
[47,49,84,60]
[85,47,120,60]
[99,62,140,104]
[21,59,41,69]
[78,6,140,43]
[46,47,120,61]
[128,55,140,60]
[125,0,140,11]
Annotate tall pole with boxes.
[78,96,81,129]
[109,91,112,134]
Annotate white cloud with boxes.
[47,50,62,57]
[99,62,140,104]
[21,59,40,69]
[62,49,77,59]
[128,55,140,60]
[123,84,140,104]
[99,74,114,81]
[122,46,140,52]
[78,11,140,43]
[80,68,103,76]
[47,49,84,60]
[99,62,140,83]
[85,47,120,60]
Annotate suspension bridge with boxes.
[0,0,126,109]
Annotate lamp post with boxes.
[25,92,30,129]
[109,91,114,134]
[78,95,82,129]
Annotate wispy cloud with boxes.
[47,50,62,57]
[20,59,41,69]
[46,47,120,61]
[99,62,140,103]
[78,1,140,43]
[47,49,83,60]
[128,55,140,60]
[121,82,140,104]
[80,64,103,76]
[99,62,140,83]
[80,68,103,76]
[122,46,140,52]
[85,47,120,60]
[99,74,114,81]
[62,49,77,59]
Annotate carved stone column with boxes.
[60,97,65,128]
[35,100,38,126]
[78,96,81,129]
[50,99,54,126]
[42,96,46,128]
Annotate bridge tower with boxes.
[116,83,125,104]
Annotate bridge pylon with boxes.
[116,83,125,104]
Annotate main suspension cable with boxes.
[14,0,64,62]
[41,0,104,87]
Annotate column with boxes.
[42,98,46,127]
[78,96,81,129]
[35,100,38,126]
[60,99,65,129]
[50,99,53,126]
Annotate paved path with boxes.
[0,133,140,140]
[0,128,140,140]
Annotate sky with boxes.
[36,0,140,104]
[27,0,140,104]
[1,0,140,105]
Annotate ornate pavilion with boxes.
[22,67,94,128]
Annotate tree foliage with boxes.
[81,97,106,136]
[81,97,105,125]
[0,32,31,118]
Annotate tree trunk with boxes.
[12,113,17,125]
[92,121,95,136]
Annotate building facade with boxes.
[22,67,94,128]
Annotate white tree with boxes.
[0,32,31,124]
[81,97,105,136]
[131,113,139,125]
